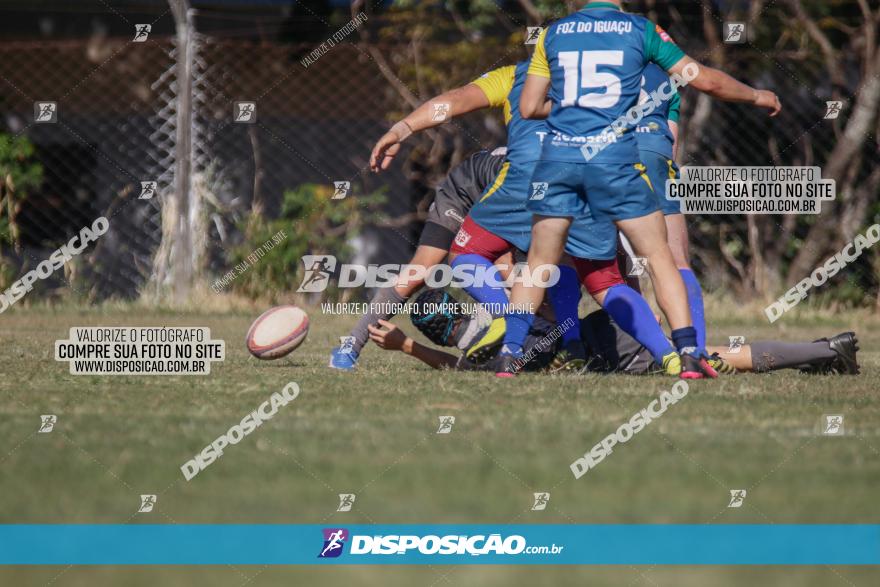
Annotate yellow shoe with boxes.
[661,352,682,376]
[707,353,736,375]
[466,317,506,364]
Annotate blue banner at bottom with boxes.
[1,525,878,565]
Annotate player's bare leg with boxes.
[491,215,570,377]
[615,211,688,327]
[511,215,571,311]
[615,211,716,379]
[663,212,732,374]
[664,213,691,270]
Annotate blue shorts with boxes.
[640,150,682,216]
[468,160,617,261]
[526,161,659,221]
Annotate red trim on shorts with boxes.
[450,216,513,262]
[572,258,624,296]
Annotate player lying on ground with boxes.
[328,148,505,370]
[331,56,558,370]
[367,289,859,376]
[445,60,714,376]
[491,0,781,379]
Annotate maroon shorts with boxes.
[450,216,513,262]
[451,215,624,296]
[573,258,625,296]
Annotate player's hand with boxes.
[369,131,402,173]
[754,90,781,117]
[368,319,407,351]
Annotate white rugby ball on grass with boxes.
[246,305,309,360]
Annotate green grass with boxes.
[1,305,879,586]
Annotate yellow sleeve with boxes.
[527,27,550,78]
[471,65,516,108]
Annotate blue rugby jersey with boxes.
[633,62,679,159]
[527,2,685,163]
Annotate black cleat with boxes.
[548,340,587,373]
[804,332,860,375]
[489,353,520,378]
[680,352,718,379]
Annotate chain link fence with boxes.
[1,0,876,308]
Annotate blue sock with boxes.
[548,266,581,345]
[671,326,699,356]
[451,254,508,317]
[500,310,534,358]
[602,284,675,364]
[680,269,706,350]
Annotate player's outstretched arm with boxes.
[520,74,552,119]
[367,320,459,369]
[369,84,490,172]
[667,56,781,116]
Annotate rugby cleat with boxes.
[489,352,520,378]
[803,332,860,375]
[661,351,682,376]
[465,317,506,364]
[328,346,359,371]
[680,353,718,379]
[549,340,587,372]
[707,353,736,375]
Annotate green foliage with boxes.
[223,183,385,301]
[0,133,43,288]
[0,133,43,246]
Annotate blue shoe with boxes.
[329,346,359,371]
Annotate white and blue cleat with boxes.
[329,346,359,371]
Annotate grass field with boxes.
[1,304,879,586]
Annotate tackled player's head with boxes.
[410,288,467,347]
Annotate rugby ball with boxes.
[246,305,309,360]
